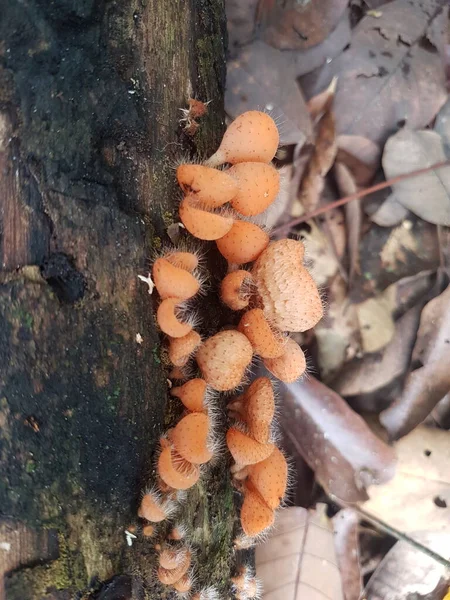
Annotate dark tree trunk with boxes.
[0,1,234,598]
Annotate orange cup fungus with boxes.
[157,298,193,338]
[247,446,288,510]
[196,330,253,391]
[179,195,234,241]
[227,162,280,216]
[240,483,275,537]
[220,269,254,311]
[165,250,199,272]
[252,239,323,332]
[263,337,306,383]
[158,438,201,490]
[216,220,269,265]
[153,257,200,300]
[177,164,238,208]
[228,377,275,444]
[205,111,279,167]
[138,490,175,523]
[171,378,207,413]
[168,330,202,367]
[226,428,274,467]
[238,308,285,359]
[170,412,213,465]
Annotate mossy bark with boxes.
[0,1,236,598]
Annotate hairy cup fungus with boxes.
[170,412,213,464]
[263,337,306,383]
[171,378,207,413]
[205,111,279,167]
[232,566,262,600]
[142,524,155,537]
[159,546,189,570]
[233,377,275,444]
[153,257,201,300]
[165,251,199,272]
[240,484,275,537]
[138,489,175,523]
[157,298,193,338]
[177,164,238,207]
[192,587,220,600]
[158,438,200,490]
[179,195,234,241]
[216,221,269,264]
[247,446,287,510]
[196,330,253,391]
[168,524,187,541]
[168,330,202,367]
[173,571,194,593]
[220,270,254,311]
[226,427,274,467]
[157,549,191,585]
[228,162,280,216]
[238,308,285,359]
[252,239,323,332]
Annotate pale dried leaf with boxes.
[302,221,340,286]
[380,220,419,273]
[336,135,381,187]
[332,304,421,397]
[281,377,397,503]
[356,296,395,354]
[432,393,450,429]
[333,509,362,600]
[301,0,448,145]
[256,505,344,600]
[261,0,349,51]
[363,427,450,534]
[380,285,450,439]
[365,531,450,600]
[382,129,450,226]
[334,162,361,282]
[434,97,450,158]
[370,195,409,227]
[225,41,312,146]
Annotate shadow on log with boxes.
[0,0,235,597]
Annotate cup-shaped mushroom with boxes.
[179,195,234,241]
[157,298,193,338]
[138,491,174,523]
[216,221,269,264]
[157,550,191,585]
[244,377,275,444]
[248,447,288,510]
[157,439,200,490]
[205,111,279,167]
[220,270,254,311]
[153,257,201,300]
[164,251,199,272]
[226,427,274,467]
[228,162,280,216]
[171,378,207,413]
[168,330,202,367]
[240,484,275,537]
[196,330,253,391]
[238,308,285,359]
[170,413,213,465]
[263,337,306,383]
[177,164,238,208]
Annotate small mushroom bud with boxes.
[157,298,193,338]
[177,164,238,207]
[228,162,280,216]
[138,489,175,522]
[157,549,191,585]
[205,111,279,167]
[216,221,269,264]
[228,377,275,444]
[220,270,254,311]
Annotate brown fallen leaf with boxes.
[334,162,361,282]
[362,426,450,534]
[301,0,448,145]
[280,377,396,503]
[380,284,450,439]
[432,393,450,429]
[260,0,349,51]
[370,195,409,228]
[256,505,344,600]
[333,509,363,600]
[226,0,260,54]
[336,135,381,187]
[364,531,450,600]
[331,304,421,400]
[225,40,312,146]
[382,129,450,226]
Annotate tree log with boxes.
[0,1,235,598]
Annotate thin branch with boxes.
[272,158,450,236]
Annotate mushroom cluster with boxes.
[137,111,323,598]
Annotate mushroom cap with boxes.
[168,330,202,367]
[226,427,274,466]
[228,162,280,216]
[216,221,269,264]
[170,412,213,465]
[252,239,323,331]
[243,376,275,443]
[153,257,200,300]
[205,111,279,167]
[177,164,238,208]
[171,378,207,412]
[241,484,275,536]
[158,440,200,490]
[263,337,306,383]
[248,446,287,509]
[138,492,167,523]
[238,308,285,359]
[179,195,234,240]
[173,572,193,593]
[157,550,191,585]
[157,298,192,338]
[196,330,253,391]
[165,251,199,272]
[142,524,155,537]
[159,546,189,570]
[220,270,254,311]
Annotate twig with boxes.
[353,506,450,570]
[272,158,450,236]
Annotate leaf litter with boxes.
[224,1,450,598]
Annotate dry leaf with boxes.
[334,162,361,282]
[281,377,397,503]
[363,426,450,534]
[302,220,341,287]
[355,295,395,354]
[432,393,450,429]
[380,285,450,439]
[261,0,349,51]
[226,0,260,54]
[331,304,421,398]
[302,0,448,145]
[364,531,450,600]
[434,97,450,158]
[333,509,363,600]
[225,41,312,145]
[336,135,381,187]
[256,505,344,600]
[382,129,450,226]
[370,196,409,228]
